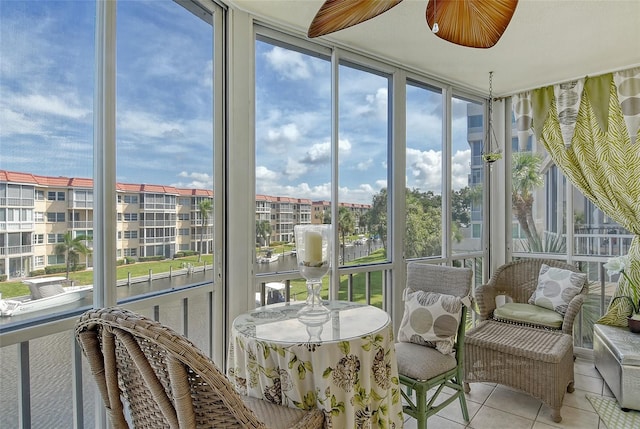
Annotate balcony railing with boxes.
[0,197,35,207]
[0,245,33,256]
[68,221,93,229]
[0,222,35,231]
[140,236,176,244]
[139,219,175,227]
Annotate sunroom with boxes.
[0,0,639,428]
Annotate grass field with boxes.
[0,255,213,299]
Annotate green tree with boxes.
[451,186,472,227]
[315,208,331,224]
[512,152,544,246]
[198,199,212,262]
[54,233,91,279]
[256,219,272,247]
[366,188,388,251]
[405,191,441,258]
[338,207,355,262]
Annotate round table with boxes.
[227,300,404,428]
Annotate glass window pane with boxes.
[452,97,483,254]
[254,38,331,275]
[0,0,94,310]
[337,63,389,266]
[115,1,214,299]
[406,80,443,259]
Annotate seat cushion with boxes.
[494,302,564,329]
[528,264,586,315]
[398,289,462,354]
[395,341,457,381]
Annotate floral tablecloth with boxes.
[227,301,404,428]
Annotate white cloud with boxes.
[266,123,301,143]
[265,46,311,80]
[284,158,306,180]
[173,171,213,189]
[300,138,352,165]
[118,110,183,139]
[451,149,471,189]
[256,165,279,182]
[13,93,90,120]
[406,147,471,192]
[303,141,330,163]
[351,87,388,119]
[356,158,373,171]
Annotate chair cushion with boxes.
[494,302,564,329]
[528,264,586,315]
[398,289,462,355]
[395,342,457,381]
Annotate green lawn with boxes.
[0,255,213,299]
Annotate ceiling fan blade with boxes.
[426,0,518,48]
[308,0,403,38]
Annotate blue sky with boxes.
[1,0,473,205]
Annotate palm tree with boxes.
[512,152,544,245]
[198,199,212,262]
[338,207,354,263]
[55,232,91,279]
[256,220,272,247]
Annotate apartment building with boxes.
[0,170,214,280]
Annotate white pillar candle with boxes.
[305,230,323,264]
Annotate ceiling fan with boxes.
[307,0,519,49]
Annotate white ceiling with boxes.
[229,0,640,96]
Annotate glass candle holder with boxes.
[294,224,331,324]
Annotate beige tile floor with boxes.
[402,357,614,429]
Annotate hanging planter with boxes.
[482,152,503,163]
[483,71,502,164]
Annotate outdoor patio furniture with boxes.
[396,262,473,429]
[593,323,640,411]
[464,320,574,422]
[464,259,588,423]
[473,259,588,335]
[75,307,325,429]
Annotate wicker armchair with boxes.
[474,258,588,334]
[75,307,325,429]
[464,259,588,422]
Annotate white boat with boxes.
[0,277,92,317]
[257,254,280,263]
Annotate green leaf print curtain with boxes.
[516,67,640,327]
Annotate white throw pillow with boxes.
[398,289,462,355]
[528,264,586,315]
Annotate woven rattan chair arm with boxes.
[287,409,326,429]
[474,283,498,320]
[561,292,586,335]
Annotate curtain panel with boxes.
[514,67,640,327]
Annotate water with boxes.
[255,239,384,274]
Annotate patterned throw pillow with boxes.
[397,289,462,355]
[528,264,586,315]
